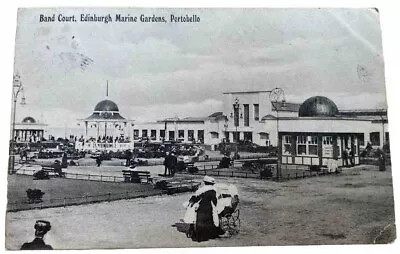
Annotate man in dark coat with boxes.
[61,153,68,168]
[342,148,349,167]
[21,220,53,250]
[170,153,177,177]
[163,152,172,176]
[96,156,102,167]
[53,160,63,177]
[125,149,132,167]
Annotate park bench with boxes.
[122,170,153,184]
[41,166,66,177]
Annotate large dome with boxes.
[22,116,36,123]
[94,99,119,112]
[298,96,339,117]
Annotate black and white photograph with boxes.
[4,7,396,250]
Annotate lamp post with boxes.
[9,73,26,174]
[269,88,286,181]
[230,97,243,158]
[223,120,228,142]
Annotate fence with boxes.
[25,153,273,167]
[180,163,341,182]
[359,156,391,166]
[7,189,165,212]
[16,168,128,183]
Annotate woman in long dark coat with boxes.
[188,176,222,242]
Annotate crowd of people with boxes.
[77,135,132,145]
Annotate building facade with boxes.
[83,90,389,152]
[14,116,47,143]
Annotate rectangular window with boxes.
[244,132,252,142]
[233,106,239,127]
[133,129,139,138]
[260,133,269,139]
[142,129,148,137]
[322,136,333,145]
[370,132,380,146]
[244,104,249,126]
[178,130,185,139]
[197,130,204,143]
[188,130,194,141]
[297,136,307,155]
[150,130,156,140]
[160,130,165,138]
[322,136,333,157]
[308,136,318,156]
[359,133,365,146]
[282,135,292,155]
[254,104,259,121]
[169,131,175,141]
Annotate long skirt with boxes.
[193,209,222,242]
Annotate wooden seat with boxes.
[41,166,65,177]
[122,170,153,183]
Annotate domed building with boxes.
[75,88,134,152]
[298,96,339,117]
[14,116,47,143]
[274,95,384,170]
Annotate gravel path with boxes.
[6,165,396,249]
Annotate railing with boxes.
[179,163,343,181]
[24,153,274,168]
[16,168,127,183]
[359,156,391,166]
[7,189,165,212]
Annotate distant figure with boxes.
[171,153,177,177]
[61,153,68,168]
[349,149,355,167]
[366,142,372,152]
[125,149,132,167]
[163,152,171,176]
[96,156,102,167]
[20,220,53,250]
[53,160,63,177]
[378,148,386,171]
[342,147,350,167]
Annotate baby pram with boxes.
[181,183,240,238]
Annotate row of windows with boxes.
[282,135,362,157]
[133,129,205,141]
[283,135,335,156]
[233,104,260,127]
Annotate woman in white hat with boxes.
[186,175,222,242]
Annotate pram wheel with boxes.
[219,209,240,236]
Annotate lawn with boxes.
[7,175,164,211]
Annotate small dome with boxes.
[298,96,339,117]
[22,116,36,123]
[94,99,119,112]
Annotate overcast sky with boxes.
[14,8,386,134]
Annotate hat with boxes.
[203,175,216,184]
[34,220,51,232]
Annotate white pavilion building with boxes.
[75,97,134,152]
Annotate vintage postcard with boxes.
[5,8,395,250]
